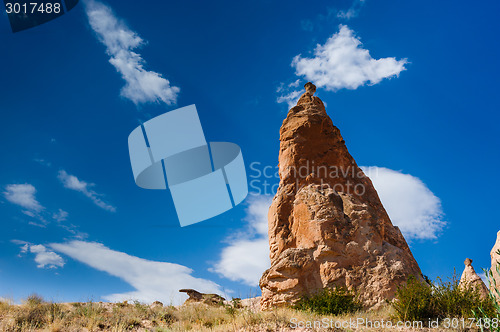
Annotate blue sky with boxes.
[1,0,499,304]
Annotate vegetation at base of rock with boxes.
[392,273,496,323]
[473,250,500,332]
[0,296,325,331]
[2,293,499,331]
[293,287,362,315]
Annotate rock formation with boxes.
[240,297,261,312]
[259,83,423,309]
[459,258,489,299]
[491,231,500,299]
[179,289,225,305]
[151,301,163,307]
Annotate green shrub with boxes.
[125,316,142,329]
[473,250,500,332]
[25,293,44,306]
[293,287,362,315]
[393,273,495,324]
[14,298,65,329]
[392,276,434,322]
[133,300,150,317]
[225,298,242,317]
[0,300,11,315]
[45,303,65,324]
[156,311,176,325]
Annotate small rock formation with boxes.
[304,82,316,96]
[459,258,489,299]
[179,289,225,305]
[151,301,163,307]
[491,231,500,299]
[259,82,423,309]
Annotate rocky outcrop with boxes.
[179,289,225,305]
[259,83,422,309]
[459,258,489,299]
[491,231,500,299]
[240,297,261,312]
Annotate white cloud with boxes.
[288,79,300,88]
[337,0,366,20]
[480,272,489,287]
[13,241,65,269]
[292,25,407,91]
[211,195,272,286]
[50,241,223,305]
[3,182,80,235]
[58,170,116,212]
[3,184,43,212]
[19,243,29,254]
[52,209,69,222]
[85,0,179,105]
[276,89,302,109]
[33,158,52,167]
[30,245,65,269]
[361,166,446,240]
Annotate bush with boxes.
[392,273,495,324]
[392,276,434,322]
[473,250,500,332]
[14,297,65,330]
[25,293,44,306]
[293,287,362,315]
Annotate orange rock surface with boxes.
[260,83,422,309]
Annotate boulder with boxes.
[179,289,225,305]
[151,301,163,307]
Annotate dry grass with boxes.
[0,295,480,331]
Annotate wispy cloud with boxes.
[211,195,272,286]
[52,209,69,222]
[276,89,302,109]
[3,184,44,212]
[13,241,65,269]
[50,240,223,305]
[85,0,180,105]
[276,79,304,108]
[58,170,116,212]
[300,19,313,32]
[3,180,87,237]
[33,158,52,167]
[480,272,489,287]
[362,166,446,240]
[292,25,407,92]
[301,1,367,32]
[337,0,366,20]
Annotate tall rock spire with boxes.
[459,258,489,299]
[259,82,422,309]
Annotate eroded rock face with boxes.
[259,83,422,309]
[491,231,500,299]
[459,258,489,299]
